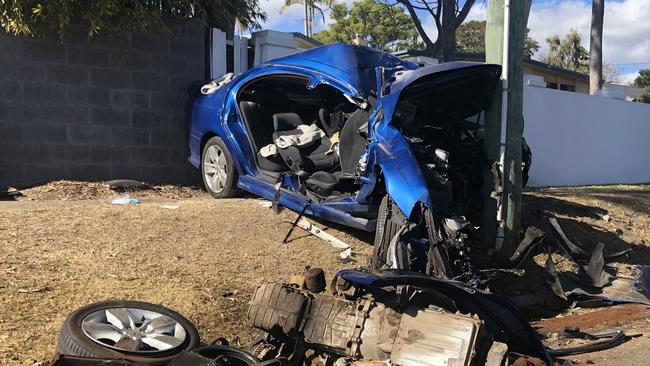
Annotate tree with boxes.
[602,63,620,83]
[633,69,650,103]
[456,20,539,58]
[313,0,420,52]
[281,0,335,37]
[395,0,476,61]
[634,69,650,88]
[0,0,265,41]
[543,29,589,74]
[589,0,604,94]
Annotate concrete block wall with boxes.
[0,23,206,187]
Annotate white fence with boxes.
[523,81,650,187]
[211,29,248,78]
[210,29,308,78]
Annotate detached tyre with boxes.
[56,300,199,365]
[202,136,240,198]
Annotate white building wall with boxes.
[251,30,303,66]
[523,82,650,187]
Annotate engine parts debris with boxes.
[248,268,552,365]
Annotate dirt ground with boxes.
[2,181,650,365]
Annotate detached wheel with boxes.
[372,195,404,270]
[56,300,199,365]
[193,345,259,366]
[202,136,240,198]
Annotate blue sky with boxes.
[254,0,650,84]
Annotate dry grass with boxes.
[0,196,372,365]
[3,182,650,365]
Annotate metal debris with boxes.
[103,179,149,190]
[295,218,350,250]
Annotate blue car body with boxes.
[188,44,500,232]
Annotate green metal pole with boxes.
[483,0,528,264]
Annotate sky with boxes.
[253,0,650,85]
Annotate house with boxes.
[392,50,591,93]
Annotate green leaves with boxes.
[543,29,590,74]
[633,69,650,88]
[0,0,266,41]
[312,0,421,52]
[456,20,539,59]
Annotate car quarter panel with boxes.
[188,87,229,168]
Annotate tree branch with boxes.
[399,0,434,48]
[455,0,476,27]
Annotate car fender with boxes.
[373,118,431,218]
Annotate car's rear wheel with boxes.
[202,136,240,198]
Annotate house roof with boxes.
[392,50,589,81]
[291,32,323,48]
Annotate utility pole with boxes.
[483,0,530,264]
[590,0,605,95]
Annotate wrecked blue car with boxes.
[188,44,503,277]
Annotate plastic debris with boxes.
[161,204,180,209]
[109,196,141,205]
[257,200,273,209]
[339,248,352,260]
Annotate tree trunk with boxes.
[441,0,457,61]
[589,0,604,94]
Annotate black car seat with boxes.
[317,108,344,137]
[305,109,370,197]
[271,112,339,173]
[240,89,295,172]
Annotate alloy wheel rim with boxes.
[81,307,188,353]
[204,145,228,193]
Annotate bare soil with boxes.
[1,182,650,365]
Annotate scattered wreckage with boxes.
[51,266,648,366]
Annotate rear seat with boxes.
[269,113,339,174]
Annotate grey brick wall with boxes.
[0,23,206,187]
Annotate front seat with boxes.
[305,109,370,197]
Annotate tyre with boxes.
[56,300,200,365]
[371,195,404,270]
[193,345,259,366]
[201,136,240,198]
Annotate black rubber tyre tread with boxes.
[201,136,242,199]
[56,300,200,365]
[372,195,402,270]
[192,345,259,365]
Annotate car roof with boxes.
[265,43,418,97]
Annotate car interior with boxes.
[236,75,370,200]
